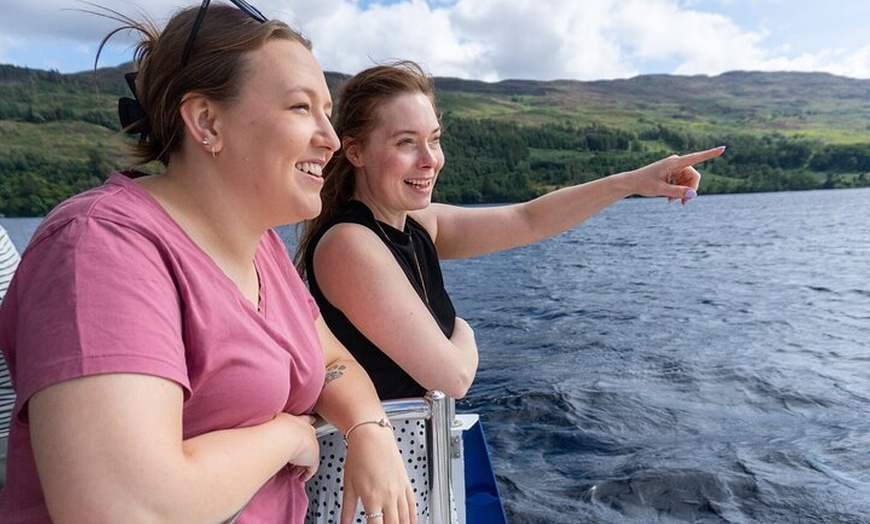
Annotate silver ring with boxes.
[364,512,384,520]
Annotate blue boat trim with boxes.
[462,420,508,523]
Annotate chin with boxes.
[285,199,322,224]
[306,200,324,219]
[413,197,433,210]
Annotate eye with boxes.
[290,103,311,114]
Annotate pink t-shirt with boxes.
[0,173,325,523]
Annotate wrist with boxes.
[608,171,636,197]
[343,417,393,446]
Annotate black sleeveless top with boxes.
[305,200,456,400]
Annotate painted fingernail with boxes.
[684,188,697,199]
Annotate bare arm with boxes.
[29,373,318,524]
[417,146,725,259]
[313,224,478,398]
[314,316,418,524]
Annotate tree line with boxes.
[434,117,870,204]
[2,116,868,217]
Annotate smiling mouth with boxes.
[297,162,323,177]
[405,178,432,189]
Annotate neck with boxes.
[355,195,408,231]
[137,164,262,269]
[138,169,263,307]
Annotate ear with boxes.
[343,138,364,168]
[179,93,220,154]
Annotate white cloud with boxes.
[608,0,774,76]
[1,0,868,80]
[448,0,634,80]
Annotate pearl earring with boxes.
[201,136,216,159]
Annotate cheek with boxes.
[377,154,410,178]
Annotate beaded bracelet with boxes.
[343,417,393,445]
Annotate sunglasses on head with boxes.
[182,0,268,66]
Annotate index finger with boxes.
[674,146,725,168]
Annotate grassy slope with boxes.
[434,71,870,143]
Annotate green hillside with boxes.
[1,63,868,216]
[435,71,870,141]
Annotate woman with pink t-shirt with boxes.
[0,3,414,523]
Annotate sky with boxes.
[1,0,869,82]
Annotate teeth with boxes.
[297,162,322,177]
[405,179,432,188]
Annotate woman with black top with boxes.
[297,60,723,403]
[297,60,722,523]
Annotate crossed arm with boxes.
[29,373,319,524]
[313,316,418,524]
[28,321,417,524]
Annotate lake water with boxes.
[3,188,869,523]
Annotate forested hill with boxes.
[1,63,869,217]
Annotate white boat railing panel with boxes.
[309,390,456,524]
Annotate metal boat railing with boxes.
[314,390,453,524]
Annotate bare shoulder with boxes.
[313,222,393,275]
[312,221,412,311]
[316,222,378,258]
[409,203,456,241]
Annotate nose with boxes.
[419,143,439,168]
[317,115,340,153]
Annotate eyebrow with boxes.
[389,126,442,138]
[284,86,333,111]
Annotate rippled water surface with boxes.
[4,188,869,523]
[441,188,870,523]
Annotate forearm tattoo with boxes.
[324,363,347,386]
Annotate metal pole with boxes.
[426,390,451,524]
